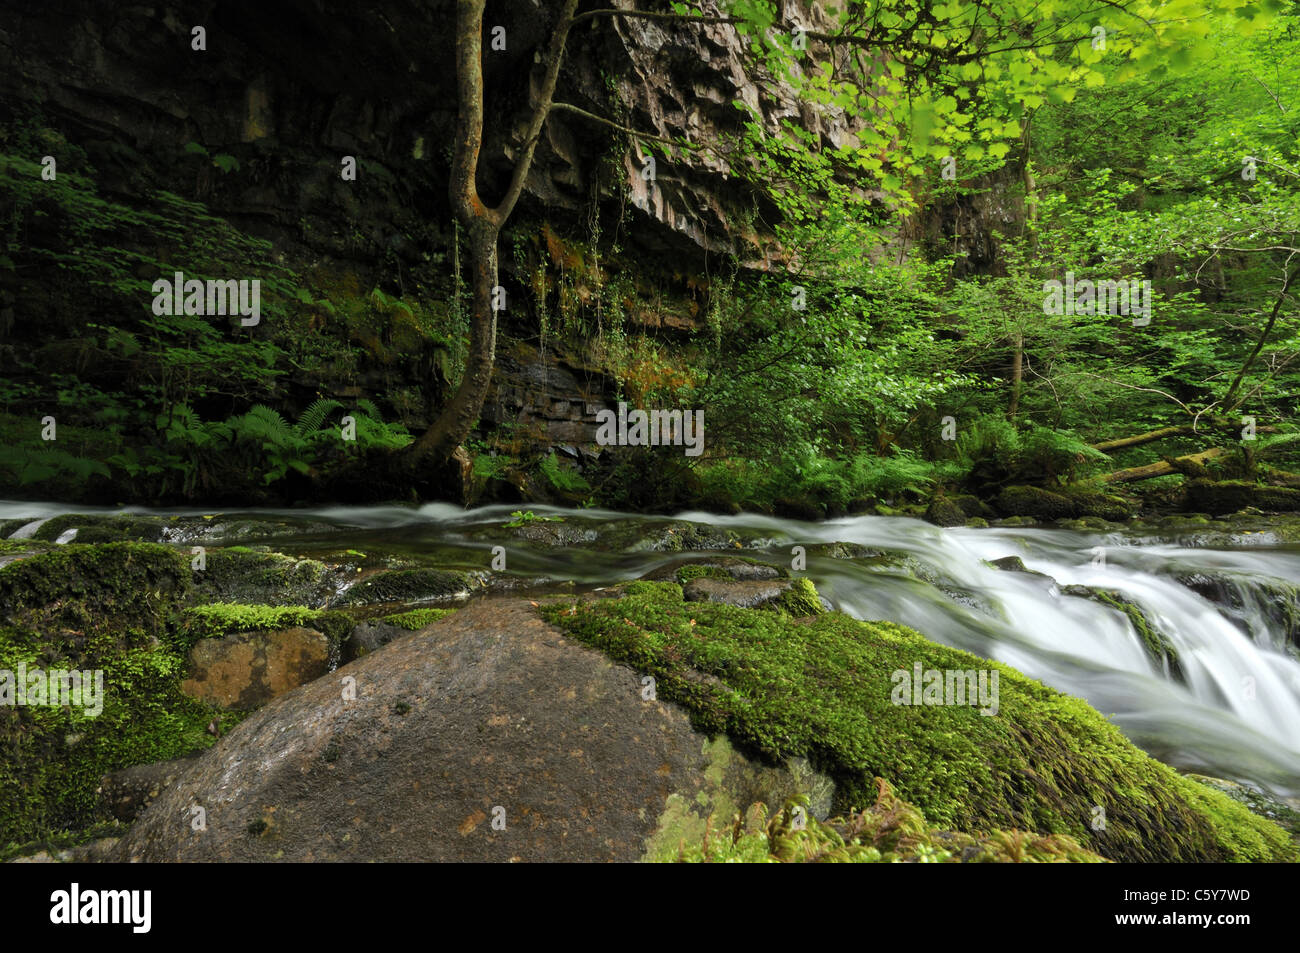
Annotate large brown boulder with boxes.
[114,600,824,862]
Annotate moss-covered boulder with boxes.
[677,777,1106,863]
[191,547,352,609]
[542,582,1294,862]
[645,556,786,585]
[952,494,996,519]
[924,497,967,528]
[30,514,168,544]
[110,600,825,862]
[335,567,480,606]
[1185,479,1300,515]
[1060,488,1134,522]
[995,485,1076,519]
[0,544,224,856]
[680,576,827,616]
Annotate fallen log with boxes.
[1092,426,1195,453]
[1100,447,1228,484]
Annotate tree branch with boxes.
[492,0,582,224]
[571,9,739,28]
[450,0,488,223]
[549,101,702,149]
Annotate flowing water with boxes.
[4,500,1299,797]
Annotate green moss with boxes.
[995,485,1075,519]
[379,607,456,630]
[0,544,226,857]
[775,578,826,617]
[675,565,731,584]
[31,514,164,544]
[178,603,353,653]
[674,778,1107,863]
[542,582,1295,863]
[0,542,190,640]
[193,548,339,607]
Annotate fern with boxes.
[356,398,383,423]
[295,398,343,437]
[234,405,295,447]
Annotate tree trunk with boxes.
[1007,331,1023,419]
[411,0,579,464]
[412,223,498,458]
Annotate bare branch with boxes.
[549,101,702,149]
[493,0,582,224]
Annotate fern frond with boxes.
[295,398,343,436]
[233,405,295,447]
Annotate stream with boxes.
[4,500,1299,800]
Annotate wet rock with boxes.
[683,577,792,609]
[989,556,1027,573]
[1173,571,1300,649]
[335,567,481,606]
[100,754,203,822]
[192,548,353,608]
[181,627,331,710]
[644,556,785,584]
[341,619,410,662]
[113,600,820,862]
[802,541,883,560]
[682,577,828,615]
[1061,586,1183,681]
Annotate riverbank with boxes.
[2,503,1298,861]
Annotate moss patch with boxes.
[178,602,353,653]
[0,543,226,857]
[673,777,1107,863]
[543,582,1295,862]
[776,578,826,616]
[379,607,457,630]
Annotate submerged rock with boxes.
[1061,585,1183,681]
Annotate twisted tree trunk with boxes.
[413,0,579,462]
